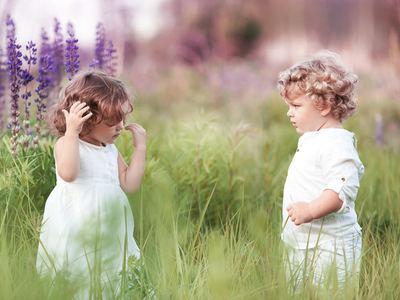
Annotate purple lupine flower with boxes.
[34,54,53,147]
[0,47,6,132]
[7,36,23,158]
[3,15,16,135]
[64,23,80,80]
[18,41,37,148]
[40,28,52,58]
[375,114,385,145]
[51,18,64,95]
[89,59,99,69]
[6,15,15,41]
[105,40,117,77]
[95,23,106,69]
[40,28,56,109]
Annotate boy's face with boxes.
[285,94,330,135]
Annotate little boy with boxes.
[277,50,364,288]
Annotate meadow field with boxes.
[1,66,400,299]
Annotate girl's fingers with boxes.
[70,101,88,114]
[125,123,143,129]
[62,109,69,119]
[77,105,91,117]
[125,124,139,132]
[125,124,146,135]
[124,124,134,131]
[69,101,81,113]
[124,124,133,131]
[82,112,93,121]
[75,102,88,113]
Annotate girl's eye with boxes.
[294,105,299,108]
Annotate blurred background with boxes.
[1,0,400,146]
[2,0,399,88]
[2,3,400,298]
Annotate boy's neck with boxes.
[318,117,343,131]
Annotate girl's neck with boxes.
[80,135,106,147]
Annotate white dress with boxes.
[36,139,140,298]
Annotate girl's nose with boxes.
[287,108,292,117]
[116,121,124,130]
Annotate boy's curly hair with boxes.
[48,69,134,137]
[277,50,359,122]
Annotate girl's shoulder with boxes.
[109,144,120,158]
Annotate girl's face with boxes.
[286,94,329,135]
[81,101,130,146]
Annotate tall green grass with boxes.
[1,69,400,299]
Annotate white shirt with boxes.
[281,128,364,249]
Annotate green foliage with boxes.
[0,134,56,214]
[1,68,400,299]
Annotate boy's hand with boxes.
[62,101,92,135]
[286,202,314,226]
[124,123,146,148]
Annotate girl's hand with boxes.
[62,101,92,135]
[124,123,146,148]
[286,202,314,226]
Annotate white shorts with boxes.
[284,234,362,289]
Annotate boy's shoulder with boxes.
[320,128,354,140]
[300,129,356,152]
[318,129,359,158]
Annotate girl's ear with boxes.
[320,105,332,117]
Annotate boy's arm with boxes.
[286,189,343,226]
[118,124,146,194]
[56,101,92,182]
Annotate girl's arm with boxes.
[56,101,92,182]
[286,189,343,226]
[117,123,146,194]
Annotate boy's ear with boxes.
[320,105,332,117]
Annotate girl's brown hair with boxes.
[49,70,134,137]
[277,50,359,122]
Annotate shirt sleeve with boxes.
[319,137,364,215]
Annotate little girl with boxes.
[36,70,146,298]
[277,51,364,290]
